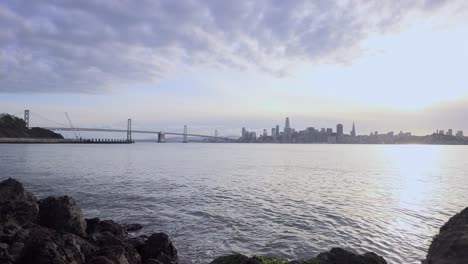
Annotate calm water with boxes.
[1,144,467,263]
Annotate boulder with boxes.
[124,223,144,233]
[39,196,87,238]
[140,233,177,263]
[88,231,141,264]
[209,249,387,264]
[424,207,468,264]
[314,248,387,264]
[18,227,95,264]
[0,178,39,226]
[86,218,127,238]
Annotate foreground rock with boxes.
[210,248,387,264]
[424,207,468,264]
[0,178,175,264]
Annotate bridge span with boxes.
[42,126,233,142]
[12,110,234,143]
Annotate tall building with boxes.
[263,129,268,137]
[242,127,247,139]
[447,129,453,136]
[351,122,356,137]
[337,124,343,136]
[284,117,291,142]
[276,125,280,137]
[272,128,276,138]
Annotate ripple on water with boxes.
[1,144,468,264]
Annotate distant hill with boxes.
[0,114,63,139]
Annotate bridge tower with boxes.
[127,119,132,142]
[158,132,165,143]
[24,110,30,128]
[183,125,188,143]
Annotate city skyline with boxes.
[240,117,464,143]
[1,1,468,135]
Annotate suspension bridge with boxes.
[8,110,234,143]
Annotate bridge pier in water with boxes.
[158,132,165,143]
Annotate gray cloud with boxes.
[0,0,464,93]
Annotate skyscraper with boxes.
[276,125,280,137]
[337,124,343,136]
[284,117,291,142]
[351,122,356,137]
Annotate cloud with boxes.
[0,0,465,93]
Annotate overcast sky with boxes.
[1,0,467,136]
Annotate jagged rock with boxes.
[88,231,141,264]
[124,223,144,232]
[126,236,147,254]
[18,227,95,264]
[39,196,87,238]
[86,218,127,238]
[0,178,39,226]
[424,207,468,264]
[209,254,287,264]
[140,233,177,263]
[209,249,387,264]
[144,259,165,264]
[314,248,387,264]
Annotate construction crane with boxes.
[65,112,80,140]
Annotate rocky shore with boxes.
[0,178,467,264]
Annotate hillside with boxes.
[0,114,63,139]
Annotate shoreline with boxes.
[0,138,134,144]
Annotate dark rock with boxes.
[144,259,165,264]
[86,218,127,238]
[0,178,39,226]
[89,231,140,264]
[19,227,95,264]
[124,223,144,232]
[126,236,146,254]
[85,256,115,264]
[424,207,468,264]
[209,254,285,264]
[314,248,387,264]
[141,233,177,263]
[39,196,87,237]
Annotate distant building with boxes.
[242,127,247,139]
[337,124,343,136]
[263,129,268,137]
[456,131,464,138]
[439,130,445,135]
[276,125,280,137]
[351,122,356,137]
[271,128,276,139]
[447,129,453,136]
[284,117,292,142]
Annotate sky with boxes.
[1,0,468,137]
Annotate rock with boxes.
[141,233,177,263]
[126,236,146,254]
[209,254,287,264]
[86,218,127,238]
[209,249,387,264]
[39,196,87,238]
[89,231,141,264]
[424,207,468,264]
[19,227,95,264]
[314,248,387,264]
[124,223,144,232]
[0,178,39,226]
[144,259,165,264]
